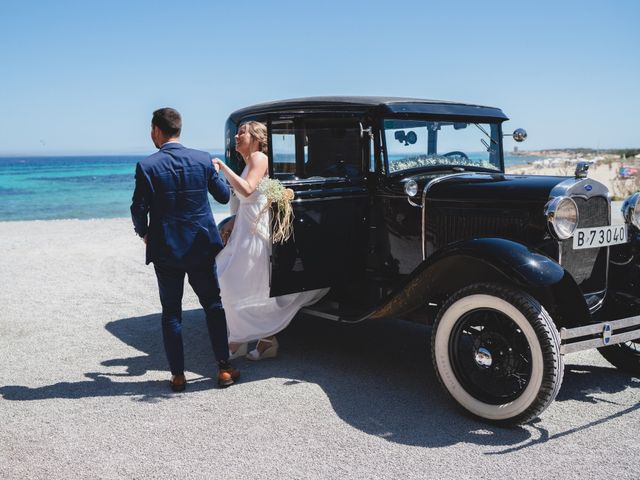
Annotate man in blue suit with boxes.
[131,107,239,391]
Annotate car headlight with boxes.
[622,192,640,229]
[404,179,418,197]
[545,196,579,240]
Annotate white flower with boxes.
[389,155,497,172]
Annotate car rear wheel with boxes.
[431,283,564,425]
[598,340,640,374]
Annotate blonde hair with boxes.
[242,121,268,154]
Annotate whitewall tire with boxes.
[431,284,564,425]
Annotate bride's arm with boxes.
[213,152,267,197]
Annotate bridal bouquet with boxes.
[256,177,295,244]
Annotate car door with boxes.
[268,116,370,297]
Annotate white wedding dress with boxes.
[216,172,328,343]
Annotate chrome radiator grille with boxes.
[559,196,609,292]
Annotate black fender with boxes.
[604,230,640,320]
[609,230,640,293]
[370,237,590,328]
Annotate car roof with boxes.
[229,96,509,122]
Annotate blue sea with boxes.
[0,154,537,222]
[0,154,231,222]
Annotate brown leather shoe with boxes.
[170,374,187,392]
[217,366,240,388]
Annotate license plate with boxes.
[573,225,628,249]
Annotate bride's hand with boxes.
[212,157,223,172]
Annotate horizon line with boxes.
[1,146,638,158]
[0,148,226,157]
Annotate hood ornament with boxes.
[575,161,590,179]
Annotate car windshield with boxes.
[383,119,502,174]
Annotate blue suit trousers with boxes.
[154,262,229,375]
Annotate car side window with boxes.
[271,120,297,180]
[302,119,363,179]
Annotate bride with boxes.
[213,121,328,360]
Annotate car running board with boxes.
[560,315,640,354]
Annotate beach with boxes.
[506,160,628,197]
[1,216,639,479]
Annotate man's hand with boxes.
[142,234,148,245]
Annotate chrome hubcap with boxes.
[474,347,493,368]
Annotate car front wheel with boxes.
[431,284,564,425]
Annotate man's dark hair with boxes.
[152,108,182,137]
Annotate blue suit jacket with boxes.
[130,143,230,267]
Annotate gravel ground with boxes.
[0,217,638,479]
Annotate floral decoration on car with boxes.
[389,155,499,173]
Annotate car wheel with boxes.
[431,283,564,425]
[598,340,640,374]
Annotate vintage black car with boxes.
[223,96,640,425]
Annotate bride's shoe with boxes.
[247,337,279,361]
[228,342,248,360]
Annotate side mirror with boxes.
[512,128,527,142]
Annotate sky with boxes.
[0,0,638,155]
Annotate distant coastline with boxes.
[505,148,640,200]
[506,147,640,170]
[511,147,640,157]
[0,150,225,159]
